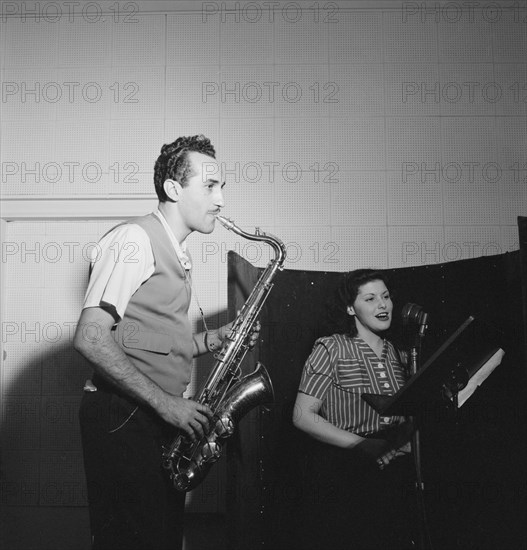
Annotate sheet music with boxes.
[457,349,505,407]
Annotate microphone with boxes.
[418,312,428,337]
[401,303,428,337]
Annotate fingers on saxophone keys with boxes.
[189,421,202,440]
[195,407,212,433]
[184,424,197,442]
[249,320,261,349]
[199,404,213,420]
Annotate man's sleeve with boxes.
[82,224,154,321]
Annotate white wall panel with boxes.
[386,117,441,171]
[438,18,494,62]
[166,66,222,120]
[383,11,438,62]
[1,121,56,195]
[108,118,165,193]
[3,18,58,68]
[109,66,165,120]
[274,64,330,118]
[444,178,500,225]
[384,63,440,117]
[438,63,497,116]
[275,171,331,228]
[167,14,220,66]
[501,225,521,253]
[220,19,275,65]
[332,226,388,268]
[496,116,527,167]
[219,117,275,166]
[440,116,497,165]
[57,18,112,67]
[219,65,276,118]
[492,11,527,63]
[388,226,445,267]
[387,170,443,226]
[500,173,527,225]
[444,225,503,261]
[330,117,385,171]
[111,14,166,66]
[494,63,527,116]
[329,63,384,117]
[274,13,328,64]
[1,68,58,121]
[274,225,334,270]
[53,67,113,121]
[331,171,387,227]
[329,11,383,63]
[276,117,330,169]
[53,119,112,195]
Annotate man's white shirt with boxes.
[83,210,191,320]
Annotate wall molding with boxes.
[0,196,158,221]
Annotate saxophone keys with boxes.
[215,415,235,437]
[202,441,222,462]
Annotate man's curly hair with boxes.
[153,134,216,201]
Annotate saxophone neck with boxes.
[216,215,286,268]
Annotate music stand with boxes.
[362,315,503,550]
[362,316,502,416]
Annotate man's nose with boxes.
[215,187,225,208]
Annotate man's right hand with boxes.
[159,396,213,441]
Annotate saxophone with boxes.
[162,215,287,492]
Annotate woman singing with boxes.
[293,269,415,550]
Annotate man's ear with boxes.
[346,305,355,316]
[163,179,182,202]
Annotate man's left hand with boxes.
[207,318,261,353]
[218,319,261,349]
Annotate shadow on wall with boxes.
[0,340,92,550]
[0,308,230,550]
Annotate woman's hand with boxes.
[354,437,391,461]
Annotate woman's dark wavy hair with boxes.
[153,134,216,202]
[328,268,391,337]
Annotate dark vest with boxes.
[112,213,193,396]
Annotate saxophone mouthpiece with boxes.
[215,215,235,230]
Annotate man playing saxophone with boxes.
[74,135,258,550]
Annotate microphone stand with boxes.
[409,315,432,550]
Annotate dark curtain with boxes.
[227,238,526,550]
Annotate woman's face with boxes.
[347,279,393,337]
